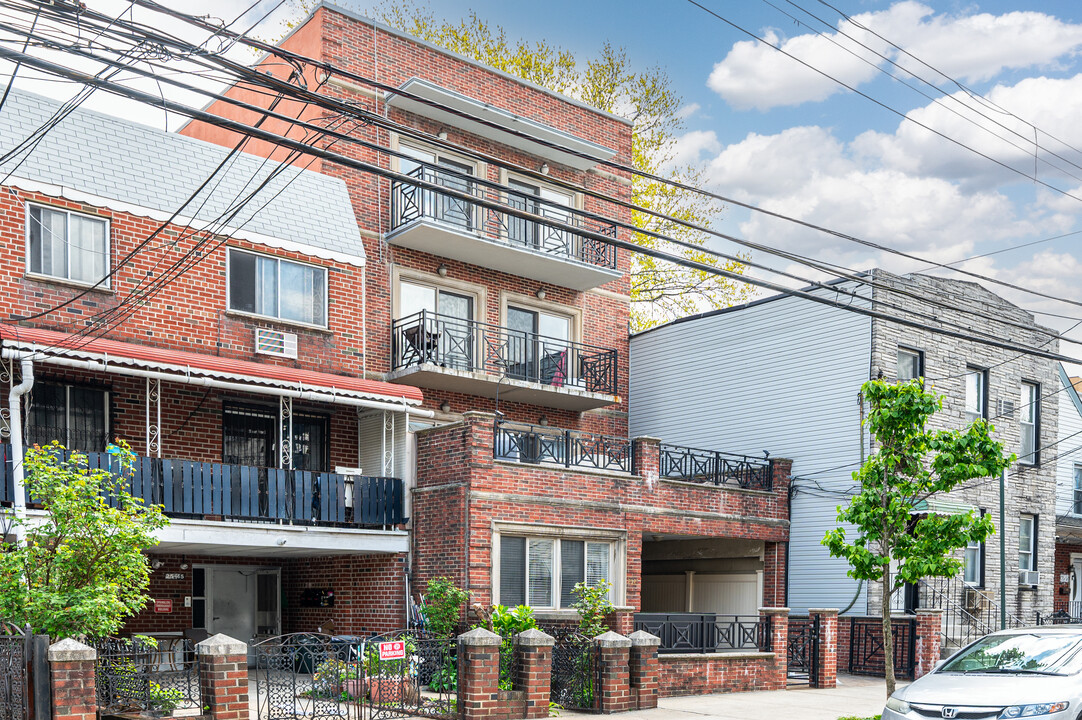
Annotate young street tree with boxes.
[0,442,167,638]
[281,1,752,330]
[822,379,1012,697]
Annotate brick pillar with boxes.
[914,610,944,679]
[606,610,634,636]
[457,627,501,720]
[809,609,839,689]
[515,628,554,719]
[628,631,660,711]
[759,607,789,691]
[595,631,632,714]
[49,639,96,720]
[196,634,249,720]
[631,436,660,482]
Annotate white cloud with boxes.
[668,129,721,169]
[707,1,1082,111]
[675,102,701,121]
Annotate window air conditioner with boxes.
[997,398,1016,418]
[1018,570,1040,587]
[255,328,298,359]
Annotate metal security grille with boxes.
[548,629,599,712]
[91,636,201,716]
[787,615,820,686]
[0,623,30,720]
[847,617,917,680]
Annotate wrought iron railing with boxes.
[0,444,405,529]
[392,310,618,396]
[659,443,773,491]
[493,421,633,474]
[390,165,618,270]
[633,613,771,654]
[0,623,30,720]
[91,636,201,716]
[918,575,1027,650]
[846,616,917,680]
[787,615,820,685]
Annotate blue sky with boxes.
[5,0,1082,355]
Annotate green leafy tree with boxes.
[420,576,469,637]
[0,441,167,638]
[822,379,1013,697]
[280,1,752,330]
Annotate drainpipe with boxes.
[8,358,33,539]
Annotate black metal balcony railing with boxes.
[493,420,633,474]
[390,165,618,270]
[0,444,404,529]
[393,310,618,396]
[659,443,774,491]
[633,613,772,654]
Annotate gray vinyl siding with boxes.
[1056,367,1082,518]
[630,288,872,613]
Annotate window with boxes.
[504,178,574,251]
[897,348,923,381]
[221,402,329,471]
[26,382,110,452]
[1019,382,1039,465]
[398,280,475,370]
[27,204,108,285]
[499,535,613,609]
[228,249,327,327]
[1074,466,1082,515]
[399,145,475,229]
[964,539,983,586]
[506,305,573,386]
[965,367,987,424]
[1019,515,1036,572]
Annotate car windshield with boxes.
[940,633,1082,675]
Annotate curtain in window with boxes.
[587,542,611,595]
[256,255,278,317]
[500,536,526,607]
[280,262,324,325]
[68,215,106,284]
[29,207,68,278]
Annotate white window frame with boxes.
[226,248,328,329]
[1019,381,1039,466]
[25,202,110,287]
[1074,465,1082,516]
[896,347,923,382]
[963,537,982,586]
[492,523,625,611]
[965,366,987,424]
[1019,514,1036,572]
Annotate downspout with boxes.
[8,358,33,539]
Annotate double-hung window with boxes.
[228,249,327,327]
[499,535,613,609]
[1019,514,1036,574]
[1074,466,1082,515]
[1019,381,1039,465]
[965,367,988,424]
[26,382,110,452]
[897,348,923,382]
[27,204,109,285]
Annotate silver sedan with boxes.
[883,627,1082,720]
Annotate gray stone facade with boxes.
[867,269,1057,621]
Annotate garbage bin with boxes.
[331,635,365,662]
[293,634,326,674]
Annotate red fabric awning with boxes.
[0,325,423,406]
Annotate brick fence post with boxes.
[809,609,839,689]
[515,628,554,719]
[628,630,660,710]
[457,627,501,720]
[595,631,631,714]
[196,634,249,720]
[759,607,789,690]
[48,639,96,720]
[631,437,661,483]
[914,610,943,679]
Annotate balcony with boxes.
[389,310,619,411]
[493,420,633,473]
[659,443,774,491]
[388,166,622,291]
[0,445,407,556]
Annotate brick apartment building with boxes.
[0,2,792,648]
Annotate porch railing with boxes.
[0,444,405,529]
[917,575,1027,650]
[632,613,771,654]
[659,443,773,491]
[493,421,633,474]
[390,164,618,270]
[392,310,618,396]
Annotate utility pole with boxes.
[1000,467,1007,630]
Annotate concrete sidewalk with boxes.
[566,674,898,720]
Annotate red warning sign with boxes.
[378,640,406,660]
[153,598,173,613]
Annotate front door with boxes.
[209,568,256,644]
[1071,557,1082,618]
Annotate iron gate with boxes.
[252,632,457,720]
[848,617,917,680]
[548,629,599,713]
[92,636,201,717]
[0,622,30,720]
[787,615,820,686]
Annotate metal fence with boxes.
[390,165,618,271]
[658,444,773,490]
[0,623,30,720]
[494,421,633,473]
[392,310,618,395]
[787,616,820,685]
[547,628,599,712]
[91,636,201,716]
[632,613,771,654]
[846,617,917,680]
